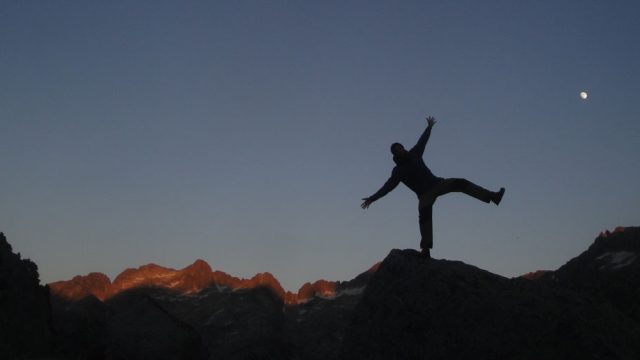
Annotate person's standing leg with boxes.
[418,204,433,251]
[418,190,438,257]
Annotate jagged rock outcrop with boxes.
[552,226,640,321]
[340,229,640,360]
[0,232,54,359]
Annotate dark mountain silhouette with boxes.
[49,256,377,359]
[340,226,640,359]
[552,226,640,321]
[341,246,640,359]
[3,227,639,359]
[0,232,54,359]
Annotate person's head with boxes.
[390,142,407,157]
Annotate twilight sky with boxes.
[2,1,639,291]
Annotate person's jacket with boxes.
[368,125,441,201]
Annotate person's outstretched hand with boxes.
[426,116,436,127]
[361,197,373,209]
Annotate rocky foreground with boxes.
[0,233,54,359]
[2,227,640,359]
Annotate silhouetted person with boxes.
[361,116,505,258]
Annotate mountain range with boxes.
[49,256,377,306]
[2,226,640,359]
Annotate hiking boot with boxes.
[420,248,431,259]
[492,187,505,206]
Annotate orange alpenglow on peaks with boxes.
[48,259,380,305]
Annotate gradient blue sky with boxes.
[2,1,639,291]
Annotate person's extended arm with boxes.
[410,116,437,156]
[361,171,400,209]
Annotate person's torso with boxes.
[394,153,439,195]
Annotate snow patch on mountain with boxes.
[597,251,637,270]
[337,286,366,297]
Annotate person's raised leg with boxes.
[440,178,503,204]
[493,187,505,205]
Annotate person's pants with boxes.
[418,178,494,250]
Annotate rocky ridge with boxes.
[50,258,378,306]
[341,226,640,359]
[0,232,54,359]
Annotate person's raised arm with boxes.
[410,116,437,156]
[361,171,400,209]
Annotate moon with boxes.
[580,91,588,100]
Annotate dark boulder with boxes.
[341,248,640,360]
[0,232,54,359]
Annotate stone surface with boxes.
[0,232,54,359]
[341,229,640,360]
